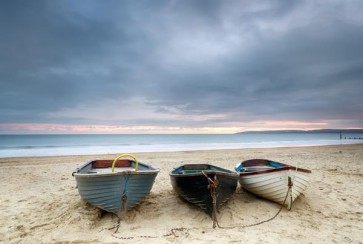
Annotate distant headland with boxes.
[236,129,363,134]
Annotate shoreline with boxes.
[1,141,362,159]
[1,144,362,243]
[2,132,363,158]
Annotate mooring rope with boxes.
[111,227,190,240]
[114,175,130,233]
[287,176,293,211]
[203,172,293,229]
[202,171,219,228]
[110,172,294,238]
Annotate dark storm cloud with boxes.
[1,0,363,129]
[0,0,152,123]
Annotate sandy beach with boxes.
[0,144,362,243]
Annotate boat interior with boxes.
[177,164,226,174]
[239,160,286,172]
[87,160,136,174]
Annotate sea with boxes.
[0,132,362,158]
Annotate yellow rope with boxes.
[111,153,139,172]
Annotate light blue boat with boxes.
[72,154,159,228]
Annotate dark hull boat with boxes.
[73,154,159,230]
[235,159,311,209]
[170,164,238,227]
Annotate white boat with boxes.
[235,159,311,209]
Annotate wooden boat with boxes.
[170,164,238,227]
[72,154,159,229]
[235,159,311,209]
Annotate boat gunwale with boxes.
[73,160,159,178]
[169,164,238,178]
[235,159,311,176]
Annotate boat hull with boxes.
[170,164,238,215]
[236,159,311,209]
[73,159,159,215]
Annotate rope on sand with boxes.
[203,172,293,229]
[111,227,190,240]
[109,174,294,238]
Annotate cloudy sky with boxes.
[1,0,363,134]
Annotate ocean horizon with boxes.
[1,132,363,158]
